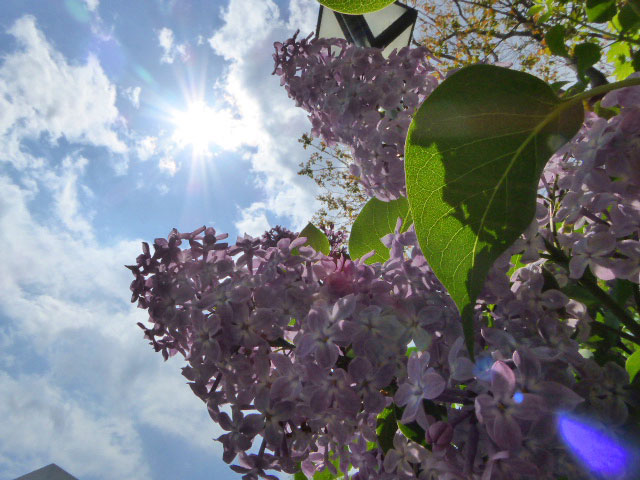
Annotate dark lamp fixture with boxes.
[316,1,418,57]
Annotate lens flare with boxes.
[557,413,633,478]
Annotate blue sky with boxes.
[0,1,320,479]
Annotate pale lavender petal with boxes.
[491,361,516,399]
[491,414,522,450]
[569,255,588,279]
[394,383,414,407]
[535,381,584,411]
[422,369,446,399]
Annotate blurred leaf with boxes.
[318,0,395,14]
[562,283,600,308]
[349,197,412,264]
[574,42,602,79]
[294,223,331,255]
[394,405,426,445]
[629,351,640,382]
[507,253,525,278]
[612,279,635,305]
[312,453,344,480]
[405,64,583,360]
[376,406,398,453]
[633,49,640,71]
[617,3,640,31]
[608,42,634,80]
[545,25,569,57]
[527,4,546,17]
[586,0,617,22]
[550,81,571,95]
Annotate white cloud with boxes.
[0,15,126,168]
[206,0,325,234]
[123,85,141,108]
[235,202,271,236]
[209,0,281,61]
[136,135,157,161]
[0,372,150,480]
[159,155,179,175]
[158,27,175,63]
[40,155,95,236]
[287,0,319,33]
[158,27,189,64]
[0,173,223,478]
[83,0,99,11]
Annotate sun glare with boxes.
[172,101,217,156]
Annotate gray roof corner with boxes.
[13,463,78,480]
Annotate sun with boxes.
[171,101,218,156]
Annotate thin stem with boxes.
[555,12,640,46]
[589,321,640,345]
[567,77,640,105]
[211,374,222,392]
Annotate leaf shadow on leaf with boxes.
[406,65,584,357]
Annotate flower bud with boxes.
[426,421,453,446]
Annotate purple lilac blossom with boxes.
[272,32,439,201]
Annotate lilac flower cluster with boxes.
[538,78,640,287]
[128,224,457,478]
[127,216,632,478]
[272,32,439,201]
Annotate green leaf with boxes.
[574,43,602,80]
[405,64,584,360]
[545,25,569,57]
[549,81,571,95]
[294,223,331,255]
[633,49,640,71]
[561,283,600,309]
[348,197,412,264]
[612,279,635,305]
[527,4,545,17]
[617,3,640,31]
[376,406,397,453]
[586,0,617,22]
[507,253,525,278]
[309,451,344,480]
[294,471,307,480]
[607,42,634,81]
[626,350,640,382]
[318,0,395,14]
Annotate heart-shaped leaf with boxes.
[405,64,583,358]
[349,197,412,264]
[318,0,395,14]
[295,222,331,255]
